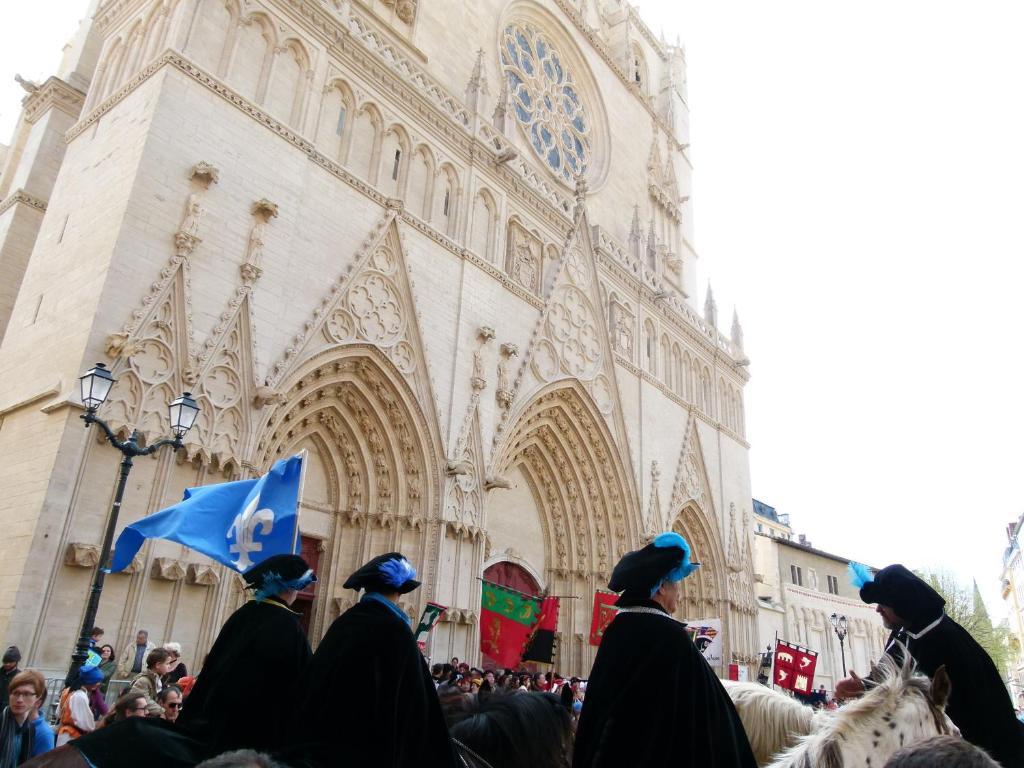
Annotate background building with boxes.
[1001,513,1024,705]
[0,0,758,678]
[753,501,888,693]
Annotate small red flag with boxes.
[589,591,618,646]
[773,639,819,693]
[523,596,559,664]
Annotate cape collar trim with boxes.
[361,592,411,626]
[258,597,299,614]
[906,614,943,639]
[615,605,682,623]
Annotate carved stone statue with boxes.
[511,244,537,292]
[181,193,204,237]
[610,303,633,356]
[247,219,266,266]
[495,342,518,408]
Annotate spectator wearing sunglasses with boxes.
[158,686,182,723]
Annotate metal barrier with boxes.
[43,677,136,725]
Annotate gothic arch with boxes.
[489,381,640,673]
[493,381,639,573]
[670,502,728,621]
[256,345,440,522]
[254,346,443,638]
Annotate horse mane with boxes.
[722,681,828,766]
[770,647,935,768]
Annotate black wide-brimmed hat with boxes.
[344,552,420,594]
[609,532,699,603]
[854,563,945,631]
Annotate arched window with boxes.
[672,344,684,397]
[660,335,671,386]
[436,164,460,237]
[643,320,656,374]
[186,0,234,75]
[350,104,382,183]
[229,14,273,103]
[316,81,354,162]
[379,126,409,198]
[406,146,435,221]
[264,40,308,127]
[470,188,497,261]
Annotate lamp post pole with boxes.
[829,612,849,678]
[66,364,198,685]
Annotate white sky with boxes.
[2,2,1022,617]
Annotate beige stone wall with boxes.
[755,534,889,692]
[0,0,756,678]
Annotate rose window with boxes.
[500,24,592,184]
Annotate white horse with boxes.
[724,654,956,768]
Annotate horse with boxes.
[724,652,956,768]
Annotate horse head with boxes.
[769,648,957,768]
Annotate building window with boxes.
[336,106,347,137]
[391,149,402,180]
[827,575,839,594]
[442,189,451,216]
[756,523,763,533]
[499,23,591,183]
[790,565,802,586]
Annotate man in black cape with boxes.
[177,553,315,756]
[573,532,756,768]
[284,552,456,767]
[836,564,1024,768]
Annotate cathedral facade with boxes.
[0,0,757,678]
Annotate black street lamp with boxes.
[829,612,849,677]
[66,363,199,684]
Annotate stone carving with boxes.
[245,199,278,271]
[471,326,495,391]
[252,386,286,408]
[187,562,221,586]
[495,343,518,408]
[151,557,187,581]
[105,331,140,360]
[609,300,634,358]
[181,193,204,238]
[506,221,541,294]
[64,542,100,568]
[189,161,220,187]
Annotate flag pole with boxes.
[771,630,778,690]
[292,449,308,554]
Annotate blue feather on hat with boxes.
[379,557,417,588]
[848,562,874,589]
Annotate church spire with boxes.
[731,307,744,350]
[628,204,643,261]
[704,284,718,328]
[465,48,490,114]
[492,71,514,136]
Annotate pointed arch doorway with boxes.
[481,561,541,671]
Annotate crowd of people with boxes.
[0,540,1019,767]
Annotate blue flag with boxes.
[109,455,303,573]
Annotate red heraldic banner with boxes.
[773,639,819,694]
[480,581,542,668]
[589,591,619,646]
[523,596,560,664]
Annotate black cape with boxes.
[883,621,1024,768]
[573,600,756,768]
[178,598,312,755]
[71,718,207,768]
[284,598,456,768]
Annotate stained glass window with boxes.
[500,24,591,184]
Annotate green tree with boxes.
[922,570,1010,680]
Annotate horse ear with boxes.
[931,665,951,708]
